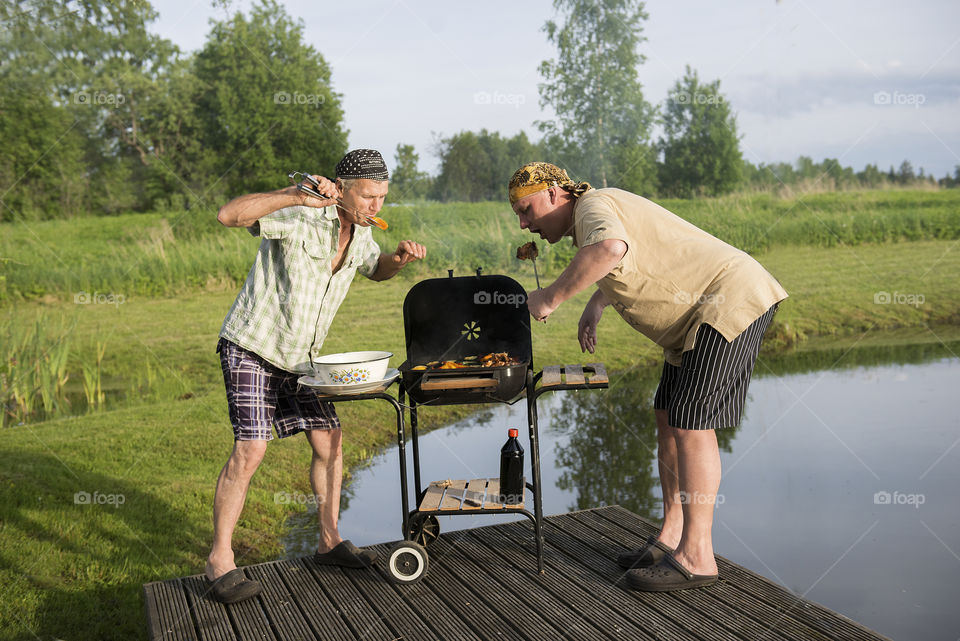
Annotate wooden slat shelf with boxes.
[418,477,525,512]
[540,363,608,388]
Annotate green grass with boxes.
[1,192,959,638]
[3,189,959,301]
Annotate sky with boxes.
[151,0,960,178]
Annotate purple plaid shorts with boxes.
[217,338,340,441]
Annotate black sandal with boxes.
[314,540,378,568]
[616,534,675,569]
[625,553,718,592]
[205,568,263,603]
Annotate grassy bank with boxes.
[2,189,959,302]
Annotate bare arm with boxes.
[526,239,627,321]
[578,288,611,353]
[216,177,339,228]
[368,240,427,281]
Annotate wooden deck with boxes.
[144,505,890,641]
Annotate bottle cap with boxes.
[508,428,518,438]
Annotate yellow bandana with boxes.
[508,162,592,204]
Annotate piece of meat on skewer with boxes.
[516,241,539,261]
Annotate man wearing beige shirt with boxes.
[509,162,787,592]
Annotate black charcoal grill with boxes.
[399,270,532,405]
[378,269,609,584]
[303,269,608,584]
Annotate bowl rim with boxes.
[312,351,393,366]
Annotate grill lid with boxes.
[402,271,532,369]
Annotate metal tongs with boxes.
[287,171,388,230]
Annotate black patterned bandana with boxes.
[335,149,389,180]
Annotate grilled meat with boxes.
[516,241,539,261]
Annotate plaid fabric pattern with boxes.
[654,304,777,430]
[219,205,381,374]
[218,338,340,440]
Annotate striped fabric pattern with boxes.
[654,305,778,430]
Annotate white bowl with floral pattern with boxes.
[311,351,392,386]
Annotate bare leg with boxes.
[655,409,683,549]
[305,428,344,553]
[206,440,268,581]
[671,427,721,576]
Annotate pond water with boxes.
[284,342,960,641]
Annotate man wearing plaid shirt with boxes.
[205,149,425,603]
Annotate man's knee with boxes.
[307,428,342,460]
[228,440,267,477]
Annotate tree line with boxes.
[1,0,954,222]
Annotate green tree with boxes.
[537,0,657,194]
[898,160,915,184]
[432,130,542,202]
[193,0,347,199]
[389,144,432,202]
[658,66,742,198]
[0,0,171,217]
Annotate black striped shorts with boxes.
[653,305,778,430]
[218,338,340,441]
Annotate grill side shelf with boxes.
[418,478,524,512]
[539,363,608,389]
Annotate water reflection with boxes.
[546,338,960,522]
[549,369,739,520]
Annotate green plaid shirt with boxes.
[219,205,381,374]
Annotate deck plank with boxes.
[596,506,890,641]
[277,559,356,641]
[568,509,810,641]
[301,558,395,640]
[145,507,892,641]
[144,579,196,641]
[245,563,315,641]
[429,533,572,641]
[180,575,238,641]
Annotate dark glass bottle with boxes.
[499,428,525,504]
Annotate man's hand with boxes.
[371,240,426,280]
[578,290,609,353]
[526,289,557,323]
[296,175,340,208]
[390,240,426,267]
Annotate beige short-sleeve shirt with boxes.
[573,189,788,366]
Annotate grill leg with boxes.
[396,386,410,540]
[410,398,423,501]
[526,375,545,574]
